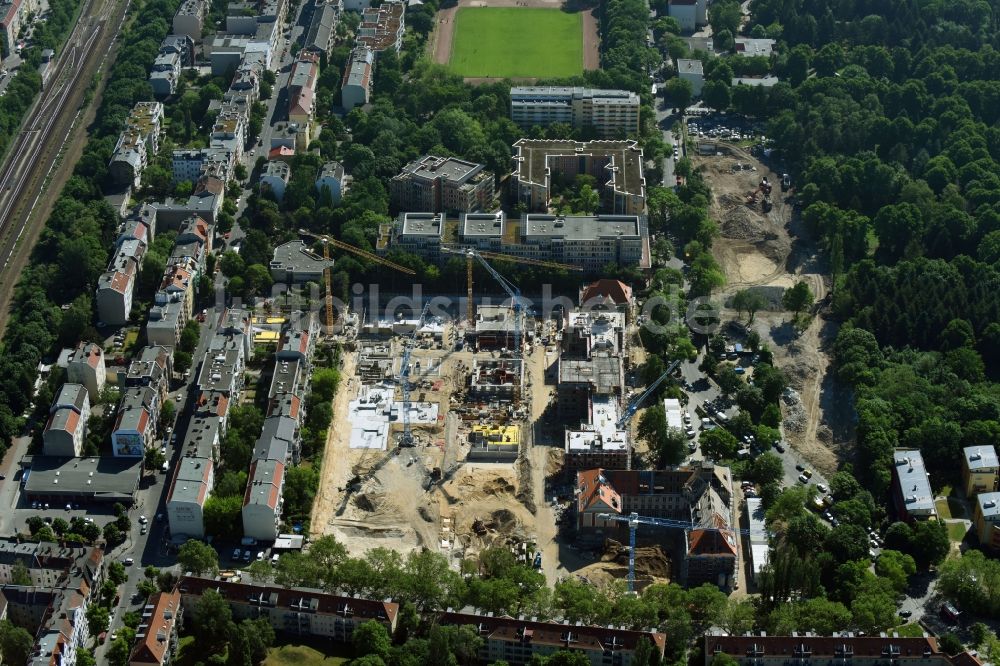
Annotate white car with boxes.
[138,515,148,524]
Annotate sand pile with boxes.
[721,206,773,241]
[601,540,671,579]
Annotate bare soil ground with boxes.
[428,0,600,82]
[696,144,854,476]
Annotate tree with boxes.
[160,399,176,426]
[108,560,128,585]
[782,281,814,316]
[664,77,693,109]
[0,621,34,666]
[192,589,234,653]
[875,550,916,593]
[719,599,756,635]
[909,520,950,569]
[702,80,732,111]
[732,289,768,322]
[173,351,193,374]
[10,560,31,585]
[699,428,740,460]
[145,447,166,471]
[638,406,685,466]
[716,366,742,395]
[354,621,392,660]
[86,604,110,634]
[751,452,784,485]
[177,539,219,576]
[940,634,965,656]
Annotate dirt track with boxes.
[428,0,600,80]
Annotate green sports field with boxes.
[449,7,583,78]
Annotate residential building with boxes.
[109,102,163,188]
[510,86,640,137]
[287,52,319,148]
[703,633,948,666]
[303,0,339,55]
[242,459,284,540]
[511,139,646,216]
[389,155,495,214]
[43,384,90,458]
[173,0,205,40]
[150,51,181,97]
[388,211,649,271]
[731,76,780,88]
[21,456,142,505]
[579,278,633,318]
[973,491,1000,551]
[565,395,629,470]
[151,189,222,227]
[111,387,159,457]
[341,46,373,111]
[558,355,623,422]
[667,0,697,31]
[891,449,937,521]
[178,575,399,639]
[269,240,334,284]
[315,161,345,203]
[66,342,105,399]
[734,37,775,58]
[167,457,215,539]
[576,464,737,589]
[128,590,183,666]
[146,300,186,348]
[0,540,103,666]
[0,0,35,58]
[160,34,196,66]
[440,611,666,666]
[97,238,145,326]
[125,345,173,400]
[260,160,291,202]
[356,1,404,53]
[746,497,769,581]
[563,310,624,358]
[677,58,704,97]
[962,445,999,496]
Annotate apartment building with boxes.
[389,155,495,214]
[387,212,445,261]
[510,87,640,137]
[269,240,334,284]
[109,102,164,187]
[667,0,698,31]
[0,0,38,57]
[167,456,215,539]
[440,611,666,666]
[128,590,183,666]
[242,459,284,540]
[341,45,373,111]
[356,1,404,53]
[677,58,704,96]
[962,445,999,496]
[260,160,291,202]
[150,50,181,97]
[512,139,646,216]
[565,395,629,471]
[891,449,937,521]
[972,491,1000,552]
[178,575,399,640]
[576,464,737,589]
[66,342,105,399]
[287,52,319,148]
[303,0,339,55]
[43,384,90,458]
[315,161,345,203]
[125,345,173,401]
[173,0,205,40]
[704,633,949,666]
[96,238,145,326]
[111,386,159,457]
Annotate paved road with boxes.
[655,101,678,188]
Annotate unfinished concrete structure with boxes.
[557,356,623,422]
[466,305,517,352]
[469,359,523,402]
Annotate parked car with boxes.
[797,474,809,484]
[774,442,785,453]
[232,548,242,560]
[816,483,828,494]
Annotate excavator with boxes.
[745,177,773,212]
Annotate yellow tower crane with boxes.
[298,229,416,334]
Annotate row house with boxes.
[96,208,154,326]
[42,384,90,458]
[108,101,164,187]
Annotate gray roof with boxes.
[304,3,337,52]
[169,457,213,505]
[23,456,142,500]
[558,356,623,394]
[269,357,303,400]
[978,492,1000,519]
[964,445,999,471]
[893,449,935,514]
[398,155,484,185]
[114,387,156,431]
[461,212,505,238]
[270,240,333,276]
[181,415,223,460]
[245,459,283,507]
[253,417,296,462]
[732,76,780,87]
[677,58,703,75]
[523,214,642,241]
[53,384,88,412]
[343,46,373,89]
[318,161,344,182]
[510,86,639,106]
[400,212,445,238]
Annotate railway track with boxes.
[0,0,130,310]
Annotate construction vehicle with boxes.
[399,301,432,447]
[298,229,416,334]
[598,511,767,591]
[441,246,582,352]
[745,177,773,212]
[616,359,681,470]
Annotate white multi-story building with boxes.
[315,161,345,202]
[677,58,704,97]
[173,0,205,40]
[43,384,90,457]
[242,459,284,540]
[167,457,215,539]
[510,87,640,137]
[341,45,373,111]
[66,342,105,399]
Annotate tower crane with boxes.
[616,359,681,470]
[442,246,582,324]
[399,301,432,447]
[298,229,416,334]
[597,511,767,591]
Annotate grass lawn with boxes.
[449,8,583,78]
[264,645,350,666]
[946,521,969,542]
[935,498,952,519]
[894,623,927,638]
